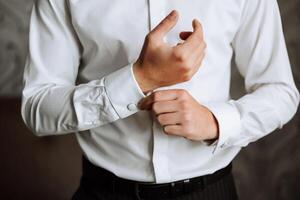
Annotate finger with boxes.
[179,31,193,40]
[171,42,205,76]
[175,41,205,64]
[179,19,202,41]
[188,19,203,42]
[151,10,179,40]
[157,112,182,126]
[138,90,181,110]
[179,19,204,51]
[163,125,184,136]
[152,100,179,115]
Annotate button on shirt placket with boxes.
[148,0,171,183]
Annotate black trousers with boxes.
[72,157,239,200]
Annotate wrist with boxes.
[133,62,158,93]
[205,109,219,141]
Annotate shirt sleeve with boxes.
[202,0,299,153]
[21,0,145,136]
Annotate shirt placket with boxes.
[148,0,171,183]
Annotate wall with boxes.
[0,0,299,199]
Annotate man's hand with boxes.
[138,89,219,141]
[133,10,206,93]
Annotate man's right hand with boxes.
[133,10,206,93]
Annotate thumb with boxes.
[151,10,179,40]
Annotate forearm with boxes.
[233,82,299,145]
[22,64,145,136]
[21,81,117,136]
[203,81,299,153]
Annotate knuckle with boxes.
[181,125,189,137]
[184,126,193,138]
[182,111,191,122]
[179,65,189,74]
[179,54,188,62]
[178,61,192,74]
[152,92,161,102]
[178,89,187,96]
[181,74,191,82]
[173,50,187,62]
[176,90,186,98]
[183,60,193,70]
[152,102,160,113]
[180,102,187,110]
[180,70,193,81]
[157,115,165,124]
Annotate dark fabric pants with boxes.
[72,170,239,200]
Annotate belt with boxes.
[81,156,232,199]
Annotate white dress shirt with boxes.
[22,0,299,183]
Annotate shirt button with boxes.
[127,103,138,111]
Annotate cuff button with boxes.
[127,103,138,111]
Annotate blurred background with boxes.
[0,0,299,199]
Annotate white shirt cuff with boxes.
[201,100,241,154]
[104,63,146,119]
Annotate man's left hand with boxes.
[138,89,219,141]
